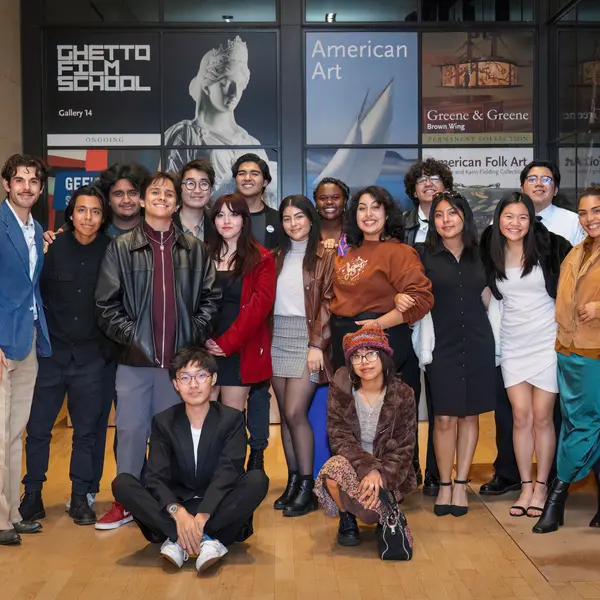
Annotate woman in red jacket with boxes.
[205,193,276,411]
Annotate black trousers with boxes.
[423,373,439,479]
[23,355,112,495]
[493,367,561,483]
[246,381,271,451]
[112,470,269,547]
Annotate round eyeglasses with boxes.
[176,372,210,385]
[182,179,211,192]
[350,350,380,365]
[525,175,553,186]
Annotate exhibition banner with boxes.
[45,32,161,146]
[422,32,533,145]
[305,32,419,146]
[423,147,534,230]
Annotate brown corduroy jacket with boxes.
[326,367,417,500]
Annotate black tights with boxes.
[272,368,317,477]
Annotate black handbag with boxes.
[376,488,413,561]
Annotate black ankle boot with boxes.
[532,479,570,534]
[590,471,600,528]
[246,449,265,471]
[19,491,45,522]
[274,471,300,510]
[283,476,317,517]
[68,494,97,526]
[337,511,360,546]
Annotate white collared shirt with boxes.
[536,203,586,246]
[414,206,429,244]
[6,200,38,318]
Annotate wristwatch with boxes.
[167,503,180,516]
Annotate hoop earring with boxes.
[348,371,360,386]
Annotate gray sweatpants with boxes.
[115,365,181,477]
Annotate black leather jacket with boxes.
[95,221,222,368]
[402,207,420,247]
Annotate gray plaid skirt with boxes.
[271,315,308,378]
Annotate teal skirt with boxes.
[557,352,600,483]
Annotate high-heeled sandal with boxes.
[527,480,547,518]
[451,479,471,517]
[510,481,532,517]
[433,481,453,516]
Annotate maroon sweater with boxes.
[143,222,176,369]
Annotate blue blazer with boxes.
[0,199,51,360]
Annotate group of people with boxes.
[0,150,598,570]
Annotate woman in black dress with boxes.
[418,192,495,517]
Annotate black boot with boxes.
[246,449,265,471]
[337,511,360,546]
[532,479,570,534]
[68,494,97,526]
[283,476,317,517]
[19,491,45,522]
[590,471,600,528]
[274,471,300,510]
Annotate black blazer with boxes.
[480,221,572,301]
[143,402,247,516]
[261,204,283,250]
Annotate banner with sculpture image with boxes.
[423,147,534,231]
[162,31,278,205]
[422,31,534,145]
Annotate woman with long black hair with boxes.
[480,192,571,519]
[417,191,495,517]
[271,195,335,517]
[205,193,276,410]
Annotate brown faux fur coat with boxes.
[327,367,417,499]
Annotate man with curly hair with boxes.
[402,158,454,497]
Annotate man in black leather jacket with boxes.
[402,158,454,496]
[94,171,222,531]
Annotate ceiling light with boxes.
[325,13,336,22]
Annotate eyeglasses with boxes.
[182,179,211,191]
[176,372,210,385]
[350,350,380,365]
[525,175,553,186]
[416,175,442,185]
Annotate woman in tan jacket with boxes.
[314,326,416,548]
[271,195,335,517]
[533,186,600,534]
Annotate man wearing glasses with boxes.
[112,346,268,573]
[520,160,586,246]
[174,158,217,243]
[401,158,455,497]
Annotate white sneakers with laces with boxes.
[160,539,189,568]
[195,538,228,572]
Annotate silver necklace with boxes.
[359,388,385,415]
[146,230,174,251]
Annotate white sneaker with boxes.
[160,539,188,568]
[195,539,228,573]
[65,493,96,511]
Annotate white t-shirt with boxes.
[414,206,429,244]
[191,426,202,469]
[537,203,586,246]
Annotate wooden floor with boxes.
[2,414,600,600]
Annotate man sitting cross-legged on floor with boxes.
[112,346,269,572]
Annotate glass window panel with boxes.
[44,0,158,22]
[306,148,418,210]
[578,0,600,21]
[558,138,600,212]
[43,148,161,229]
[305,0,418,23]
[164,0,276,22]
[422,0,533,22]
[166,148,279,208]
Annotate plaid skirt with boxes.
[271,315,309,378]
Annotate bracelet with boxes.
[308,344,320,350]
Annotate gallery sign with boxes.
[422,32,534,145]
[305,32,419,146]
[423,147,534,230]
[45,32,161,146]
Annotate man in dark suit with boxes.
[112,346,268,572]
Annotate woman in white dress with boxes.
[480,193,571,518]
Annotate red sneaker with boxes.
[94,501,133,530]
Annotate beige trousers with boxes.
[0,335,38,530]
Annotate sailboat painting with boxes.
[306,146,418,211]
[313,80,394,188]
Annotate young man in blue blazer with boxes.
[0,154,51,545]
